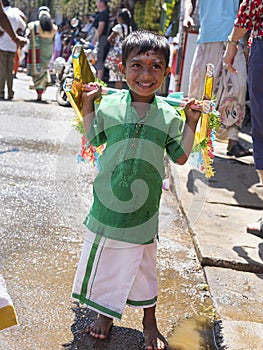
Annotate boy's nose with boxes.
[141,66,152,77]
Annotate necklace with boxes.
[131,119,146,147]
[117,106,149,187]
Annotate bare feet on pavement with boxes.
[86,314,113,340]
[143,324,168,349]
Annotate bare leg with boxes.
[86,314,113,340]
[143,306,168,350]
[97,69,104,81]
[36,88,43,101]
[258,170,263,184]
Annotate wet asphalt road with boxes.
[0,73,215,350]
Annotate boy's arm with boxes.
[82,83,102,136]
[176,99,201,165]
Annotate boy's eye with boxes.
[153,64,162,69]
[131,63,141,68]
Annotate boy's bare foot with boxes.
[143,325,168,349]
[86,314,113,340]
[143,306,168,349]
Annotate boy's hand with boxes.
[82,83,102,133]
[184,98,202,124]
[83,82,102,104]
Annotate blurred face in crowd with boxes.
[96,0,106,10]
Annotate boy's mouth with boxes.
[137,82,154,88]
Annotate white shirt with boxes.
[0,6,26,52]
[112,23,131,40]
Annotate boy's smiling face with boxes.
[119,49,170,103]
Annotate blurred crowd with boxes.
[0,0,181,97]
[0,1,141,96]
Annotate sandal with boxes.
[227,142,252,157]
[247,218,263,238]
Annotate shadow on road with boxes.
[186,156,262,209]
[62,303,145,350]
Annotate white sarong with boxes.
[72,229,158,320]
[0,275,18,331]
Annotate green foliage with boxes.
[108,0,122,12]
[134,0,162,31]
[60,0,96,18]
[14,0,181,31]
[72,117,85,135]
[134,1,145,29]
[160,0,180,35]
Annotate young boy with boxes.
[72,30,202,350]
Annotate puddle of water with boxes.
[168,314,216,350]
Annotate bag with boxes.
[104,39,122,70]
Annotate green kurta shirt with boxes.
[84,91,185,244]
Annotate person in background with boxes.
[27,6,57,101]
[49,24,63,72]
[12,6,27,78]
[167,36,179,93]
[92,0,110,80]
[72,30,202,350]
[106,8,132,89]
[183,0,251,157]
[0,0,26,47]
[61,21,73,62]
[21,27,30,72]
[223,0,263,238]
[0,0,26,100]
[82,13,96,45]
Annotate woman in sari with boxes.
[27,6,56,101]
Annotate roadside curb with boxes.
[166,139,263,350]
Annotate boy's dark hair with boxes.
[122,30,170,68]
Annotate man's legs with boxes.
[95,35,108,81]
[246,39,263,237]
[6,51,15,99]
[0,50,7,99]
[189,42,249,156]
[218,44,249,156]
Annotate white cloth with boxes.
[0,274,18,331]
[0,6,26,52]
[72,229,158,320]
[112,23,131,39]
